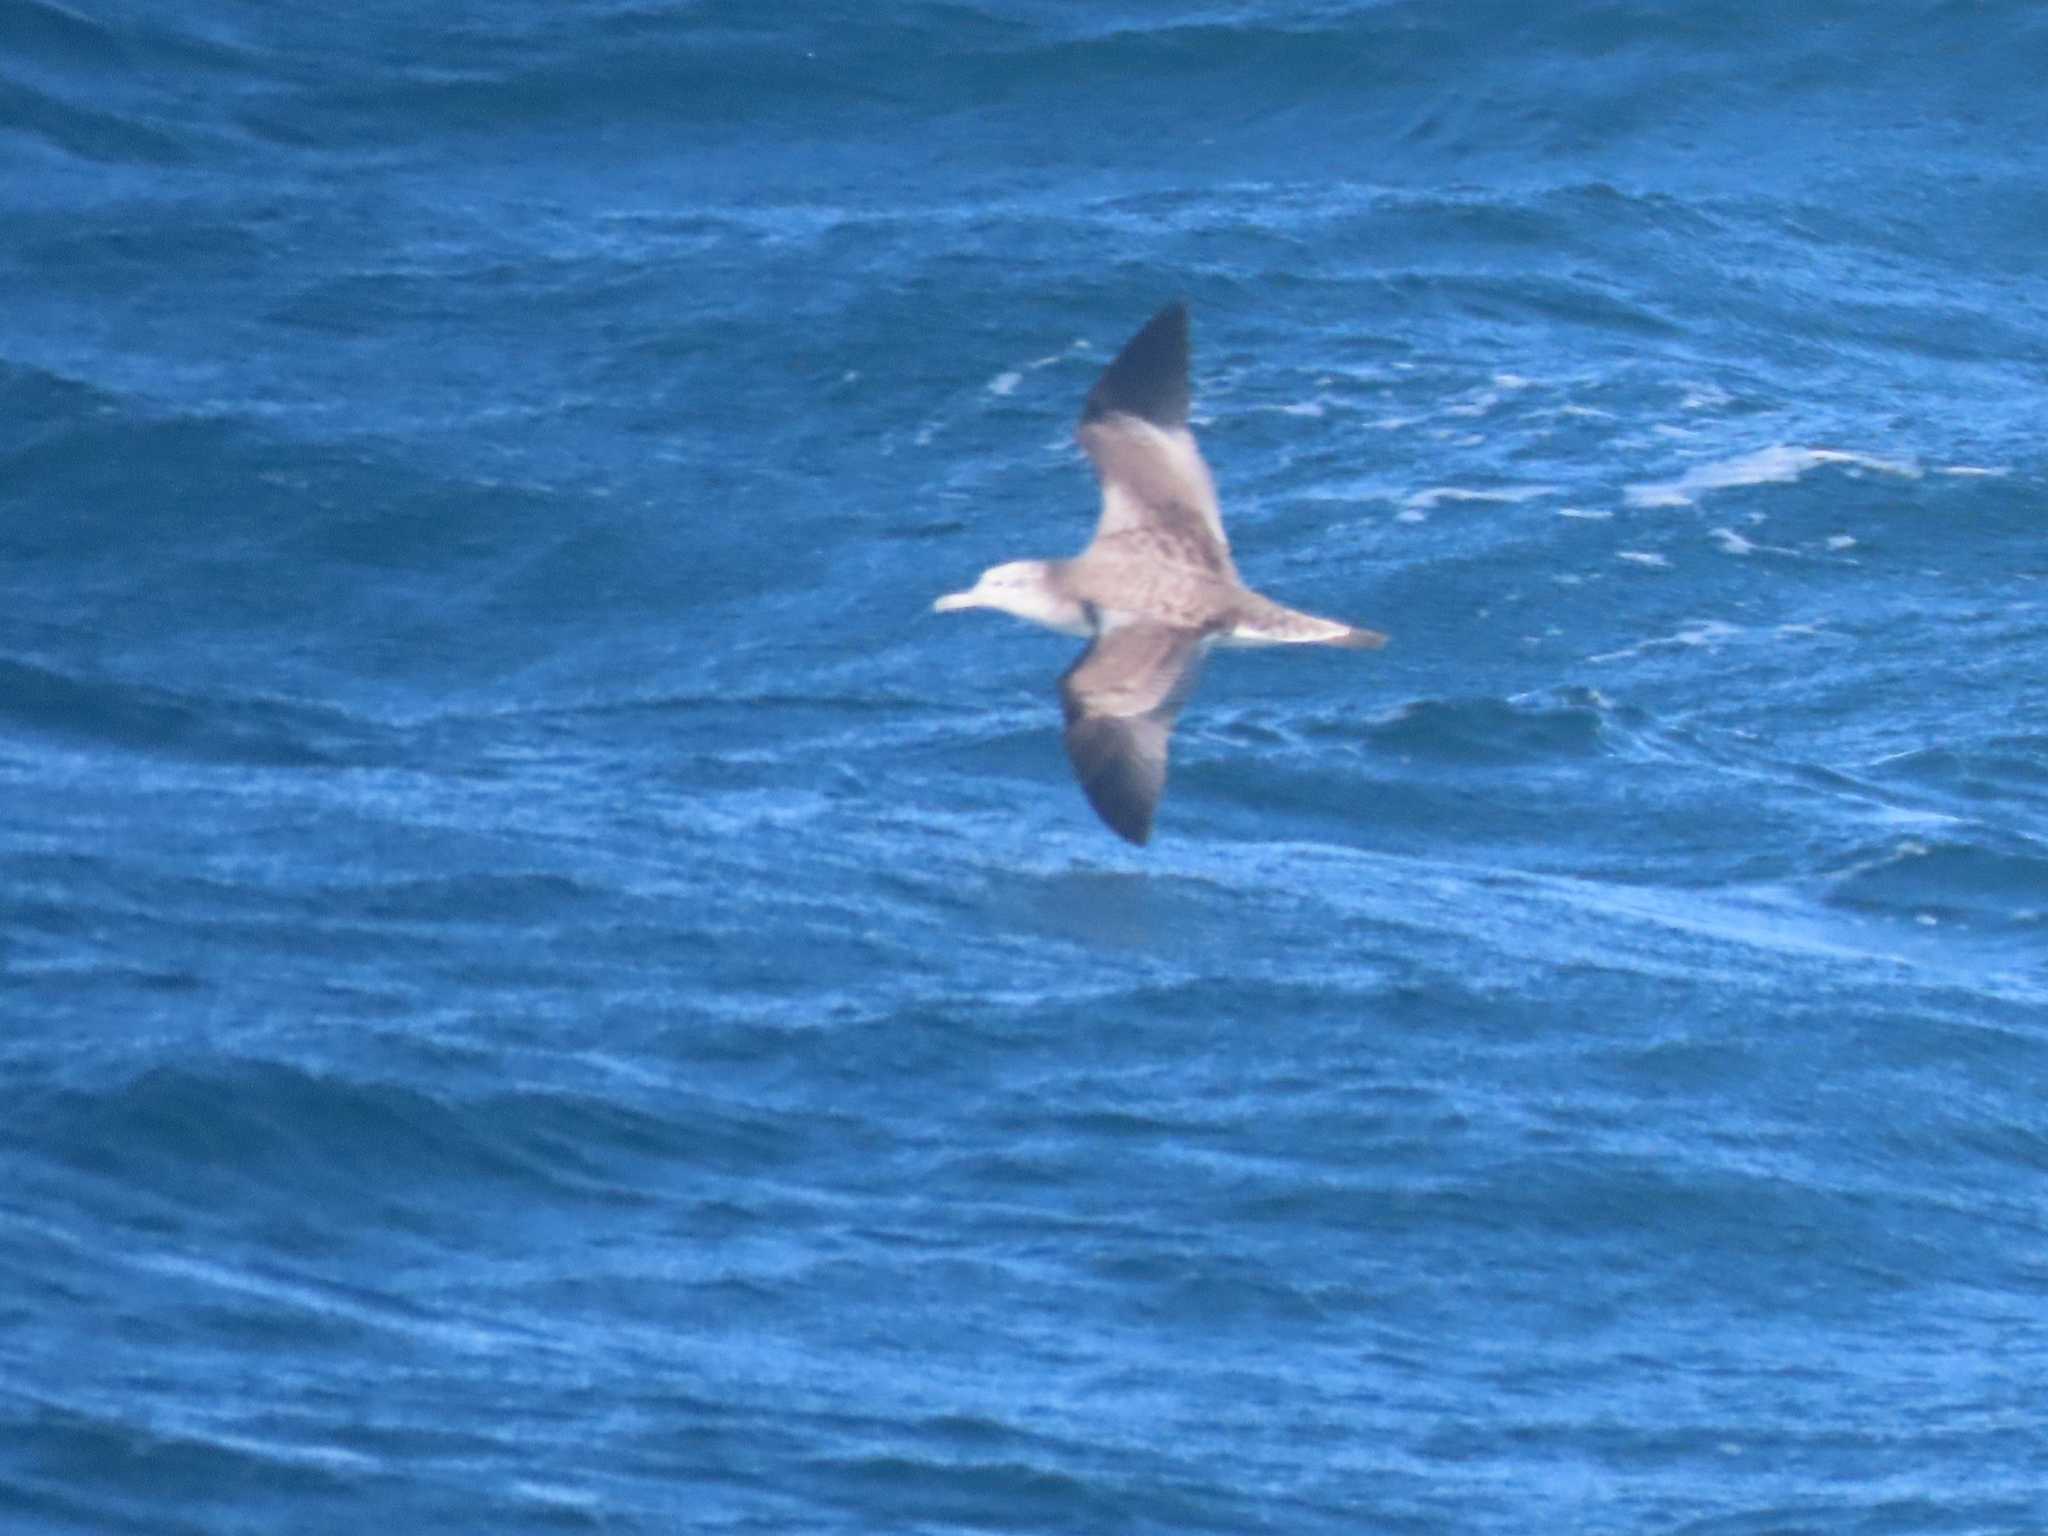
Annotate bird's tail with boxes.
[1324,624,1389,649]
[1223,603,1387,650]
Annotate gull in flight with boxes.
[935,302,1385,844]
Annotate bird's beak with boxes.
[932,591,977,613]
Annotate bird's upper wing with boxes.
[1058,619,1209,846]
[1076,302,1234,577]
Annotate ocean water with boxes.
[4,1,2047,1531]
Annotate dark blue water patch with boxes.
[1,1058,923,1311]
[5,0,2048,1531]
[0,659,371,767]
[1181,706,1877,890]
[15,1062,543,1210]
[10,0,2046,212]
[0,0,263,102]
[1819,833,2048,931]
[1348,689,1613,765]
[0,368,255,529]
[118,0,2031,240]
[1,1402,364,1536]
[799,1450,1151,1536]
[1671,1497,2046,1536]
[0,412,615,705]
[0,358,122,459]
[1864,734,2048,816]
[6,202,288,329]
[0,76,190,171]
[0,0,128,69]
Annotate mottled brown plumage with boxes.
[933,302,1386,845]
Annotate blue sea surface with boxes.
[4,2,2047,1531]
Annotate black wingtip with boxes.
[1098,794,1153,846]
[1063,715,1162,846]
[1081,301,1191,430]
[1083,782,1154,846]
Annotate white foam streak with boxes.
[1401,484,1557,515]
[1710,527,1757,555]
[1626,445,1921,509]
[1588,618,1740,663]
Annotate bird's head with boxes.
[931,560,1089,635]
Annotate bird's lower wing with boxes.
[1058,621,1208,845]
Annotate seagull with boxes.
[934,301,1386,845]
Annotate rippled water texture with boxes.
[3,3,2046,1532]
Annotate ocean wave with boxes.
[3,1398,371,1533]
[1864,737,2048,811]
[12,1057,872,1221]
[22,1062,534,1196]
[1352,690,1613,766]
[0,67,193,168]
[6,1056,913,1220]
[0,658,371,768]
[801,1450,1122,1533]
[1820,835,2048,930]
[0,0,262,167]
[48,0,2021,185]
[5,2,2047,1528]
[1626,445,1921,510]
